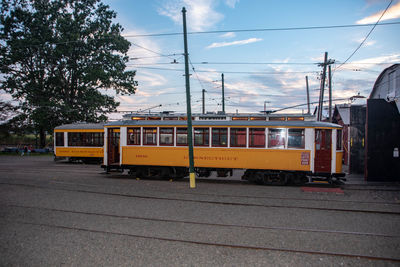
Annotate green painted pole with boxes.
[182,7,195,188]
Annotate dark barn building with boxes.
[366,64,400,181]
[333,104,366,174]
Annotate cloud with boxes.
[355,38,376,47]
[206,38,263,49]
[357,1,400,24]
[337,53,400,70]
[225,0,239,8]
[158,0,223,31]
[122,30,164,66]
[135,71,169,88]
[220,32,236,38]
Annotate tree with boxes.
[0,100,16,122]
[0,0,137,147]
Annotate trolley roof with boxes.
[54,123,105,130]
[105,120,342,128]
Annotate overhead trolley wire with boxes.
[122,21,400,38]
[189,57,207,91]
[6,21,399,50]
[131,66,318,74]
[130,42,181,61]
[335,0,394,71]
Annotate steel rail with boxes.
[1,182,400,215]
[4,220,400,263]
[2,175,399,206]
[6,203,400,238]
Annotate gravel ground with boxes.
[0,155,399,266]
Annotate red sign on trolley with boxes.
[301,152,310,165]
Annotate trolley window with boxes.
[230,128,246,147]
[336,129,343,150]
[194,128,209,146]
[143,128,157,145]
[176,128,188,146]
[68,132,81,146]
[55,132,64,146]
[160,128,174,146]
[249,128,265,148]
[212,128,227,147]
[68,132,104,147]
[268,128,286,149]
[288,128,305,149]
[91,132,104,147]
[127,127,140,145]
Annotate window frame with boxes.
[336,129,343,150]
[268,128,286,149]
[159,127,174,146]
[194,127,209,147]
[176,127,188,146]
[143,127,157,146]
[55,132,64,147]
[249,128,266,148]
[287,128,305,149]
[212,128,228,147]
[67,132,104,147]
[127,127,141,145]
[230,128,247,147]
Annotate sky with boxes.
[4,0,400,119]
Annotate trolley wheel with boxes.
[254,172,265,185]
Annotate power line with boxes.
[4,21,399,50]
[122,21,400,38]
[129,61,398,66]
[131,66,318,74]
[129,62,316,65]
[335,0,394,71]
[129,55,180,60]
[130,42,180,61]
[189,57,207,91]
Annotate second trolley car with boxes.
[54,123,104,163]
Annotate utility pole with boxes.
[318,52,328,121]
[328,65,332,122]
[305,76,310,114]
[202,89,205,114]
[317,52,335,121]
[182,7,195,188]
[221,73,225,114]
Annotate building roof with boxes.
[336,104,351,125]
[369,64,399,113]
[370,64,399,98]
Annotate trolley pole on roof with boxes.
[182,7,195,188]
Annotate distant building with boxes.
[366,64,400,181]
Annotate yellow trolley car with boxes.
[102,119,344,185]
[54,123,104,163]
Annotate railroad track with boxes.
[1,181,400,215]
[2,166,400,192]
[6,203,400,238]
[3,216,399,263]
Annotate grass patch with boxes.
[0,152,53,156]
